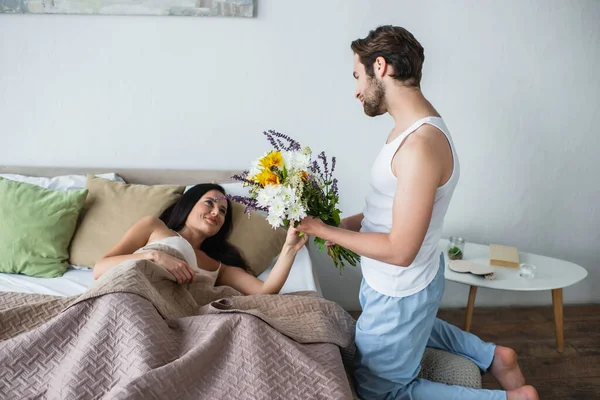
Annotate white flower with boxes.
[294,153,311,170]
[269,198,287,218]
[279,185,296,206]
[282,151,295,171]
[248,157,262,178]
[256,188,272,208]
[266,213,284,228]
[256,184,283,208]
[287,202,307,221]
[282,150,310,171]
[263,184,282,197]
[256,189,271,207]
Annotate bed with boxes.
[0,166,354,400]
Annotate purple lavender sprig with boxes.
[310,160,322,175]
[226,195,267,214]
[318,151,329,176]
[331,178,339,197]
[264,133,280,151]
[232,171,260,187]
[263,130,302,152]
[309,175,321,192]
[331,157,337,173]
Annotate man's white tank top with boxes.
[360,116,460,297]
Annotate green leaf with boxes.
[332,209,341,226]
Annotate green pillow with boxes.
[0,177,88,278]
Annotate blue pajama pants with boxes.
[354,253,506,400]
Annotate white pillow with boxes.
[221,182,252,197]
[0,173,125,191]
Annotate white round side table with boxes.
[441,239,588,353]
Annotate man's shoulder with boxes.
[392,124,450,177]
[401,122,449,153]
[399,126,440,152]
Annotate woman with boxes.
[93,183,308,295]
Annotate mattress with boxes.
[0,246,322,297]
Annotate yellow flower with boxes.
[255,169,280,186]
[260,151,284,169]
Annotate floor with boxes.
[351,304,600,399]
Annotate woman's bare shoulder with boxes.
[136,215,171,236]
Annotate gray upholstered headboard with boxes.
[0,166,240,186]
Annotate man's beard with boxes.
[363,78,387,117]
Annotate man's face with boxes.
[353,54,387,117]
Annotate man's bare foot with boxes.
[507,385,539,400]
[490,346,526,390]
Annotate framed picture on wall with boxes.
[0,0,255,18]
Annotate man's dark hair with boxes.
[351,25,425,87]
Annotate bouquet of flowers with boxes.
[230,130,360,272]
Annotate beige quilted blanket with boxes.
[0,245,357,399]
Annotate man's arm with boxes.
[298,134,443,266]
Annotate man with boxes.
[296,26,538,400]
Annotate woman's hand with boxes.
[217,224,307,296]
[284,223,309,252]
[151,250,196,284]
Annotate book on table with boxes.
[489,244,520,268]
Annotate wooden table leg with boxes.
[464,285,477,332]
[552,288,564,353]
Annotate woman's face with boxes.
[186,189,228,237]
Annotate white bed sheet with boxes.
[0,246,322,297]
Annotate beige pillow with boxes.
[228,201,287,276]
[69,175,185,267]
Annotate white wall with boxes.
[1,0,599,311]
